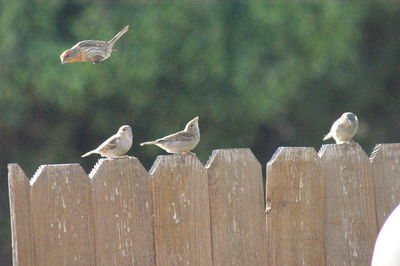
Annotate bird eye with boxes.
[66,54,70,57]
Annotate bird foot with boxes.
[182,152,195,155]
[108,155,129,159]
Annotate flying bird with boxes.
[140,117,200,154]
[82,125,133,158]
[323,112,358,144]
[60,25,129,64]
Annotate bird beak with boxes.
[60,50,69,64]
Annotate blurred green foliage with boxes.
[1,1,400,264]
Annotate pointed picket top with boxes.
[8,163,29,184]
[89,156,147,180]
[318,142,369,160]
[205,148,260,169]
[149,153,205,176]
[370,143,400,162]
[30,163,89,186]
[269,147,319,164]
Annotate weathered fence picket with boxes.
[7,145,400,266]
[90,157,155,265]
[30,164,96,266]
[319,143,377,266]
[149,154,212,266]
[370,144,400,229]
[266,147,325,265]
[8,164,34,266]
[206,149,267,266]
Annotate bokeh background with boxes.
[1,1,400,264]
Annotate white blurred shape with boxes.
[372,204,400,266]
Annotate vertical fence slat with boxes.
[149,154,212,266]
[90,157,155,266]
[11,145,397,265]
[8,164,34,266]
[206,148,267,266]
[371,203,400,266]
[266,147,325,265]
[30,164,96,266]
[370,144,400,229]
[319,143,377,265]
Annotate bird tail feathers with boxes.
[323,133,332,141]
[140,141,156,146]
[108,25,129,46]
[82,150,96,158]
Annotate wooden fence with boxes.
[8,143,400,266]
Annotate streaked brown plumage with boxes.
[323,112,358,144]
[60,25,129,64]
[81,125,133,158]
[140,117,200,154]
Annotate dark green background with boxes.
[1,1,400,264]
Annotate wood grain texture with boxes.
[266,147,325,266]
[8,164,34,266]
[319,143,377,266]
[30,164,96,266]
[206,148,267,266]
[149,154,212,266]
[370,144,400,229]
[90,157,155,266]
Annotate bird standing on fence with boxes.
[140,116,200,154]
[60,25,129,64]
[323,112,358,144]
[82,125,133,158]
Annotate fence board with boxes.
[319,143,377,265]
[370,144,400,229]
[90,157,155,266]
[206,149,267,266]
[8,164,34,266]
[30,164,96,266]
[266,147,325,266]
[149,154,212,266]
[10,146,400,265]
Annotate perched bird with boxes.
[82,125,133,158]
[60,25,129,64]
[140,116,200,154]
[323,112,358,144]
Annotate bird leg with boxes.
[116,155,129,159]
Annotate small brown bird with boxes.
[140,117,200,154]
[60,25,129,64]
[323,112,359,144]
[82,125,133,158]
